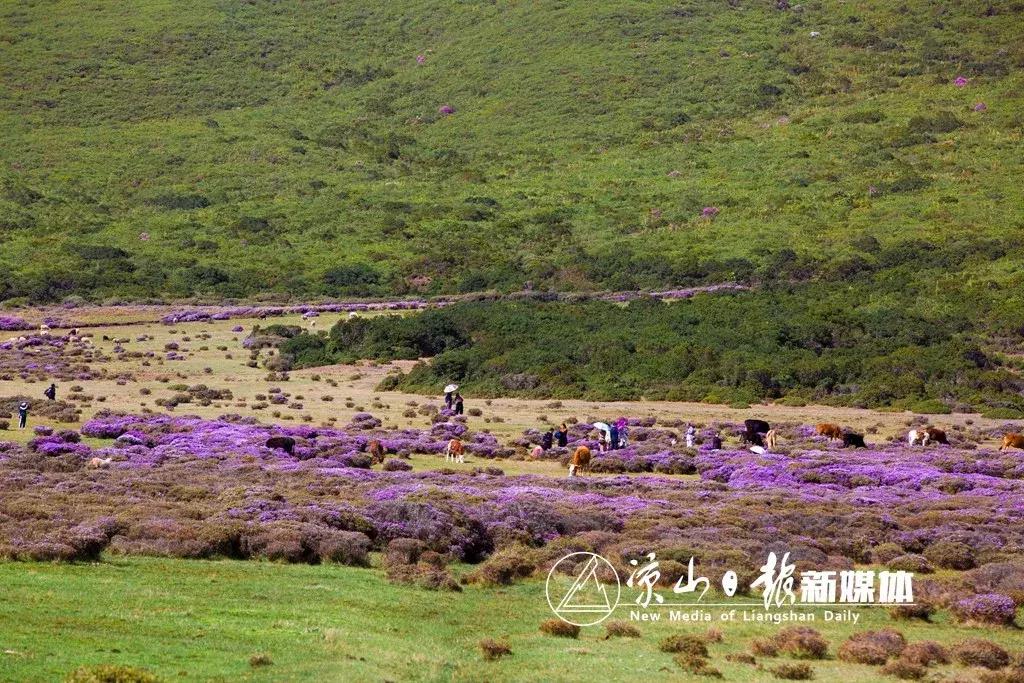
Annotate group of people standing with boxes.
[541,423,570,450]
[443,390,464,415]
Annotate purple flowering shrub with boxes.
[0,333,119,382]
[3,409,1024,609]
[951,593,1017,626]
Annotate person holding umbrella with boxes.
[443,384,458,411]
[18,401,29,429]
[592,421,611,453]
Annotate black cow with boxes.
[841,432,867,448]
[265,436,296,454]
[742,430,765,447]
[744,419,770,435]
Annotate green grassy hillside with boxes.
[1,0,1023,302]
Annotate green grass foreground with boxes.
[2,557,1022,681]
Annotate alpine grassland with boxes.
[1,0,1022,302]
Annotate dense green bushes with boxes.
[282,283,1024,411]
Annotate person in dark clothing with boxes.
[453,393,464,415]
[555,423,568,448]
[541,429,554,450]
[710,433,723,450]
[444,391,453,411]
[44,383,56,401]
[609,424,620,450]
[18,402,29,429]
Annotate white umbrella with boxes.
[592,421,611,434]
[749,445,767,455]
[443,384,459,394]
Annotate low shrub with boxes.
[951,593,1017,626]
[837,639,889,665]
[887,554,934,573]
[659,634,708,656]
[674,653,722,678]
[751,637,779,657]
[879,659,926,680]
[469,547,536,586]
[248,654,272,667]
[770,662,813,680]
[65,664,162,682]
[888,603,934,621]
[539,619,579,638]
[479,638,511,661]
[898,641,948,667]
[923,540,976,570]
[774,626,828,660]
[951,638,1010,669]
[604,620,640,638]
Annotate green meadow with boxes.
[2,557,1022,682]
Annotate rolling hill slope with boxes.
[1,0,1023,303]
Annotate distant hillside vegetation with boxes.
[1,1,1023,303]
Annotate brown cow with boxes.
[368,439,385,464]
[816,423,843,440]
[1000,434,1024,452]
[924,427,949,446]
[569,446,592,477]
[445,438,465,463]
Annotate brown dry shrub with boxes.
[770,662,814,680]
[659,634,708,656]
[539,619,579,638]
[603,620,640,638]
[468,546,537,586]
[751,637,779,657]
[249,654,272,667]
[774,626,828,659]
[674,654,722,678]
[888,603,934,621]
[838,628,905,664]
[951,638,1010,669]
[65,664,162,682]
[879,659,925,680]
[898,641,949,667]
[479,638,512,661]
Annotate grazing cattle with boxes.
[841,432,867,448]
[445,438,465,463]
[742,430,765,447]
[86,456,113,469]
[530,445,544,460]
[924,427,949,445]
[744,419,770,435]
[39,323,50,335]
[569,446,592,477]
[265,436,296,455]
[908,429,925,446]
[816,423,844,441]
[368,439,385,464]
[1000,433,1024,452]
[764,429,778,450]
